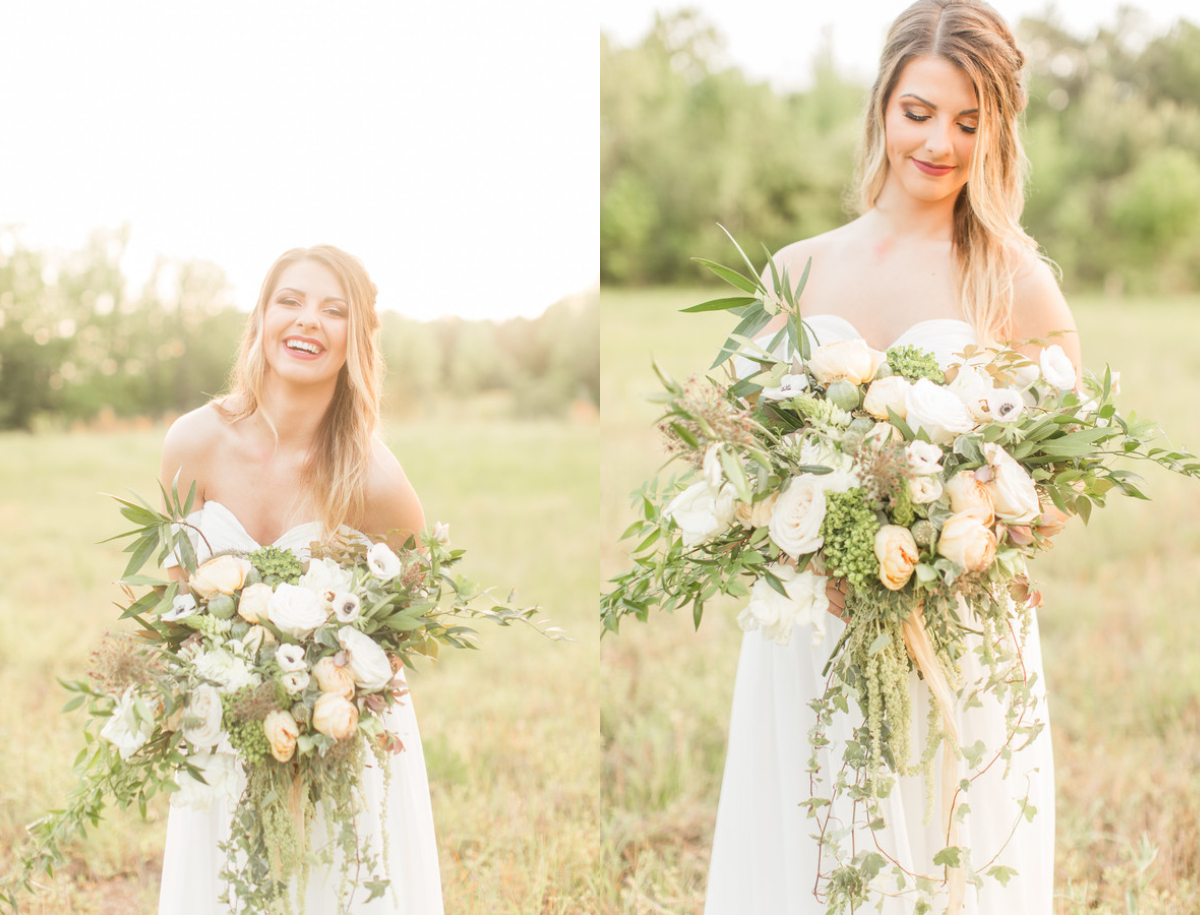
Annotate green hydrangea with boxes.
[183,614,233,637]
[248,545,303,585]
[887,345,945,384]
[891,478,915,528]
[821,488,881,593]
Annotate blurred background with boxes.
[0,4,600,913]
[601,3,1200,914]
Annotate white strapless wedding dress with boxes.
[705,315,1055,914]
[158,500,444,915]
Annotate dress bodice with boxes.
[164,500,327,567]
[803,313,978,367]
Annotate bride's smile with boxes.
[263,259,349,385]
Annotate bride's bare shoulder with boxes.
[770,220,862,286]
[160,401,236,498]
[360,437,425,545]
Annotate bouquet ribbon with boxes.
[901,604,965,915]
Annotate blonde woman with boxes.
[158,246,443,913]
[706,2,1074,912]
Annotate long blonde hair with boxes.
[219,245,383,538]
[855,0,1036,341]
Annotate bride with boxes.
[705,2,1076,912]
[157,245,444,913]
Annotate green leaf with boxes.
[933,846,962,867]
[711,302,771,369]
[692,257,760,294]
[680,295,758,313]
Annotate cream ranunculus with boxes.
[1039,344,1076,391]
[312,692,360,741]
[190,554,252,599]
[236,582,273,623]
[182,684,224,750]
[100,687,155,760]
[735,492,778,529]
[982,443,1040,524]
[735,565,830,647]
[944,470,995,524]
[909,475,943,504]
[171,751,241,810]
[937,510,998,572]
[298,557,354,598]
[366,543,402,581]
[337,626,395,691]
[263,709,299,762]
[807,339,887,386]
[768,476,827,559]
[664,480,736,547]
[874,525,920,590]
[267,582,329,639]
[863,375,911,420]
[906,440,944,476]
[905,379,976,444]
[949,363,994,422]
[312,656,356,699]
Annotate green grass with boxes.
[600,288,1200,915]
[0,418,599,914]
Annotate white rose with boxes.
[909,475,944,504]
[366,543,403,581]
[236,582,273,623]
[281,669,311,695]
[275,642,307,672]
[337,626,395,691]
[982,442,1040,524]
[171,751,241,810]
[985,388,1024,423]
[267,582,329,639]
[863,376,911,420]
[241,624,267,656]
[768,476,827,559]
[182,684,224,750]
[761,373,810,401]
[949,364,994,422]
[906,379,976,444]
[100,687,155,760]
[735,565,829,647]
[702,444,725,489]
[906,440,945,476]
[1010,359,1040,391]
[664,480,736,547]
[863,422,901,446]
[193,648,259,694]
[299,557,354,598]
[163,593,198,622]
[807,339,886,386]
[1039,344,1076,391]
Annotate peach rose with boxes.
[937,510,998,572]
[263,709,299,762]
[945,470,995,525]
[863,376,911,421]
[312,657,356,699]
[190,555,252,599]
[735,492,778,529]
[874,525,919,590]
[312,693,359,741]
[982,443,1039,524]
[237,582,274,623]
[806,339,886,386]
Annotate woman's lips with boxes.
[913,158,955,176]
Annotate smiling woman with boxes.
[156,245,440,914]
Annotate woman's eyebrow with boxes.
[899,92,978,116]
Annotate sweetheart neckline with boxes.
[803,313,974,351]
[197,499,321,548]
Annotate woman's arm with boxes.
[361,437,426,549]
[1008,254,1082,376]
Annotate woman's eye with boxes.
[904,111,930,123]
[324,307,347,318]
[277,297,300,307]
[959,124,978,135]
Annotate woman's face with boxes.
[883,55,979,205]
[262,259,350,387]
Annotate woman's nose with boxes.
[924,120,953,158]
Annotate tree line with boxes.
[0,228,598,431]
[602,8,1200,294]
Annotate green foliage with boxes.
[602,8,1200,294]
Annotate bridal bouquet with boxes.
[4,483,560,915]
[601,235,1200,912]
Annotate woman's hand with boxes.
[825,577,849,622]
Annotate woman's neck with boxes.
[870,175,959,242]
[257,373,335,451]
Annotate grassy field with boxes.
[600,288,1200,914]
[0,418,599,914]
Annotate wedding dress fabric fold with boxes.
[158,500,444,915]
[705,315,1055,915]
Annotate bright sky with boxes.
[602,0,1197,89]
[2,2,597,320]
